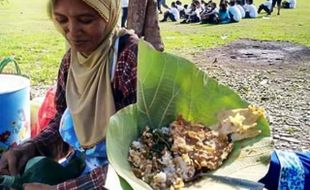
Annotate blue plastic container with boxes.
[0,74,30,153]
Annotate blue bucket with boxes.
[0,74,31,153]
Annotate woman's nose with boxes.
[67,21,81,36]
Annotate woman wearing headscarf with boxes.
[0,0,139,189]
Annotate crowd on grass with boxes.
[159,0,296,24]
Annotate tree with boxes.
[127,0,164,51]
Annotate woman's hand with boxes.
[0,142,38,175]
[23,183,56,190]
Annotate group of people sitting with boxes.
[258,0,296,15]
[160,0,297,24]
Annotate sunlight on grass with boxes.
[161,0,310,58]
[0,0,310,85]
[0,0,65,85]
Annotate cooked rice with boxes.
[128,116,233,190]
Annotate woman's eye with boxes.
[55,17,67,24]
[79,18,94,24]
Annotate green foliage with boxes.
[106,41,272,190]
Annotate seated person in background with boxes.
[200,0,207,10]
[181,4,190,20]
[176,0,186,18]
[200,2,219,24]
[220,0,229,4]
[160,1,180,22]
[183,4,189,14]
[202,0,211,11]
[244,0,258,18]
[218,2,231,24]
[236,0,246,6]
[282,0,296,8]
[194,0,204,15]
[180,2,201,23]
[228,0,242,22]
[258,0,273,15]
[236,0,246,18]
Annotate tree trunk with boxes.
[127,0,164,51]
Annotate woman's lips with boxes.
[71,40,87,46]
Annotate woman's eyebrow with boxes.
[53,12,97,17]
[53,12,65,17]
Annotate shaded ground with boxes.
[193,39,310,151]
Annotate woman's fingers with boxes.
[0,155,10,175]
[7,151,19,176]
[0,142,37,176]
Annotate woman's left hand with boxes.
[23,183,56,190]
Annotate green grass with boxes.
[0,0,65,85]
[0,0,310,86]
[161,0,310,57]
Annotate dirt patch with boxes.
[200,39,310,69]
[193,39,310,151]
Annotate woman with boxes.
[0,0,138,189]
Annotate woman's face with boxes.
[53,0,107,55]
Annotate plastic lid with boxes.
[0,74,30,94]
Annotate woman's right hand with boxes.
[0,142,38,176]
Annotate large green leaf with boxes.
[106,40,272,190]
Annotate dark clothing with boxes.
[259,151,310,190]
[219,10,231,24]
[272,0,283,8]
[236,0,246,6]
[282,1,290,8]
[160,0,169,9]
[229,12,237,22]
[179,9,186,19]
[180,9,200,24]
[201,8,219,24]
[189,15,200,23]
[157,0,162,12]
[201,13,219,24]
[258,4,271,14]
[161,12,177,22]
[245,11,251,18]
[271,0,282,14]
[121,7,128,28]
[157,0,169,12]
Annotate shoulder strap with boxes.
[110,37,120,81]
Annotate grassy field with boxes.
[162,0,310,56]
[0,0,310,86]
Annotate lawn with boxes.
[0,0,309,86]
